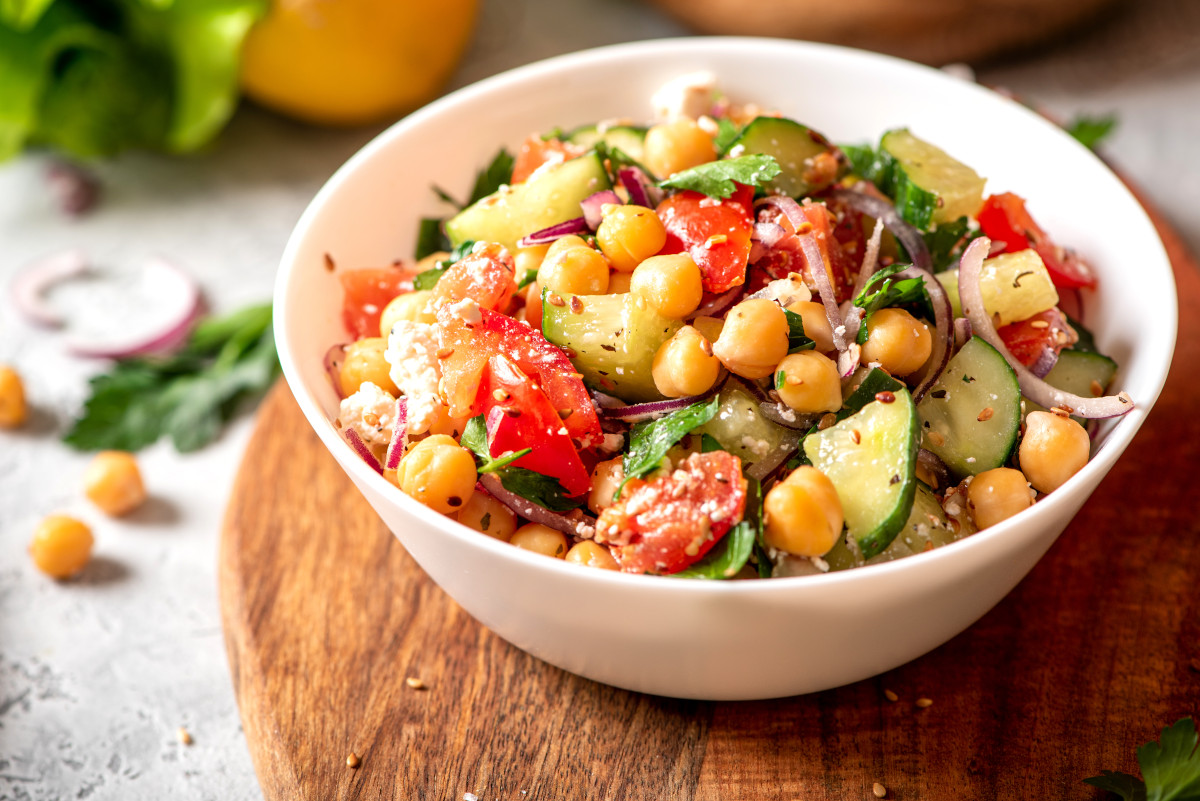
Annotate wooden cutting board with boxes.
[220,191,1200,801]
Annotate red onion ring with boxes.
[754,195,807,230]
[958,237,1133,419]
[9,249,89,328]
[891,265,954,402]
[829,187,933,273]
[64,257,203,358]
[517,217,589,247]
[796,230,856,376]
[477,475,597,538]
[1029,345,1060,379]
[618,167,662,208]
[384,397,409,470]
[852,218,885,299]
[324,343,348,399]
[344,427,383,474]
[953,318,973,352]
[600,390,716,423]
[581,190,622,230]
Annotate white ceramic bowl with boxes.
[274,38,1176,700]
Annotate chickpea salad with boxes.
[327,74,1133,579]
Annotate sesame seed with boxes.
[346,752,361,768]
[875,391,895,404]
[492,389,511,402]
[548,293,566,307]
[1051,405,1073,417]
[786,374,804,386]
[873,781,887,797]
[558,409,573,420]
[323,252,336,272]
[1029,320,1050,329]
[503,407,522,418]
[927,431,946,447]
[177,726,193,746]
[915,697,933,708]
[561,347,578,359]
[818,413,837,430]
[436,346,455,359]
[406,676,427,690]
[705,234,728,248]
[884,689,898,702]
[362,412,380,427]
[850,430,861,445]
[1090,380,1104,397]
[570,295,585,314]
[977,407,994,422]
[930,389,948,399]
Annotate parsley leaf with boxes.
[414,217,450,260]
[468,147,514,205]
[674,477,761,580]
[460,415,532,474]
[853,264,931,343]
[922,216,982,273]
[1066,113,1118,151]
[461,415,574,510]
[658,154,781,200]
[700,433,725,453]
[517,268,539,289]
[619,396,720,496]
[63,303,278,453]
[713,117,742,155]
[412,239,476,291]
[784,308,816,353]
[1084,717,1200,801]
[841,143,887,184]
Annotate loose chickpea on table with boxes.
[0,364,28,428]
[30,515,94,579]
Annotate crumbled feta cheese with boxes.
[339,382,395,446]
[651,71,717,120]
[385,320,442,434]
[759,276,812,307]
[740,435,770,457]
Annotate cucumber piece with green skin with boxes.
[823,482,960,571]
[566,124,647,162]
[879,128,986,230]
[803,388,919,559]
[696,379,799,467]
[540,290,681,403]
[729,116,840,198]
[935,249,1059,325]
[917,336,1021,480]
[445,151,610,251]
[1044,349,1117,398]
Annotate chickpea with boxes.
[514,243,550,278]
[545,234,587,261]
[1019,411,1090,493]
[415,251,449,274]
[763,466,844,557]
[630,253,703,319]
[456,490,518,542]
[786,300,835,354]
[427,403,469,439]
[30,514,94,579]
[538,241,609,296]
[339,337,399,397]
[967,467,1034,530]
[860,308,932,377]
[712,298,790,379]
[588,459,625,515]
[596,204,667,272]
[607,270,633,295]
[773,351,842,414]
[83,451,146,517]
[652,325,721,398]
[395,434,477,514]
[0,365,28,428]
[565,540,619,570]
[379,290,435,335]
[643,118,716,178]
[523,280,543,327]
[691,315,724,343]
[509,523,569,558]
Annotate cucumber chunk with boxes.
[803,388,919,559]
[729,116,840,198]
[917,336,1021,480]
[445,151,611,250]
[824,482,961,571]
[540,291,681,403]
[696,379,799,467]
[880,129,986,229]
[936,249,1059,325]
[566,124,646,162]
[1044,349,1118,398]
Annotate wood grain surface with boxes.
[220,193,1199,800]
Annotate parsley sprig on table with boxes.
[63,303,278,453]
[1085,717,1200,801]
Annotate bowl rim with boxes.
[274,35,1177,596]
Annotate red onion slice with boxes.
[618,167,662,209]
[477,475,597,538]
[1029,345,1060,379]
[758,401,821,431]
[688,285,742,320]
[796,230,856,376]
[517,217,589,247]
[344,427,383,474]
[600,391,715,423]
[745,432,801,482]
[10,249,89,328]
[852,218,885,299]
[63,257,203,358]
[916,448,951,491]
[891,265,954,402]
[958,237,1133,419]
[581,190,622,230]
[754,195,807,230]
[829,187,933,273]
[324,343,348,399]
[953,318,973,351]
[46,161,100,217]
[384,397,409,469]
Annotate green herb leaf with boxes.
[415,217,450,260]
[431,184,462,210]
[0,0,56,30]
[713,117,742,155]
[922,216,982,273]
[1085,718,1200,801]
[619,396,720,496]
[841,143,887,185]
[674,478,761,580]
[63,302,278,453]
[468,147,514,205]
[700,433,725,453]
[1066,113,1117,151]
[1084,771,1146,801]
[659,154,781,200]
[783,308,816,353]
[839,368,906,420]
[497,467,582,512]
[517,268,538,289]
[413,239,476,290]
[853,263,931,343]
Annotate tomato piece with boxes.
[998,308,1077,368]
[436,303,603,448]
[657,185,754,293]
[978,193,1097,289]
[754,201,856,302]
[339,267,411,339]
[597,451,747,575]
[431,241,517,312]
[477,355,591,497]
[511,135,584,184]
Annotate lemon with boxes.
[239,0,479,127]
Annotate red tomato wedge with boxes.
[478,355,591,497]
[598,451,747,575]
[978,193,1098,289]
[436,303,603,448]
[339,267,410,339]
[511,135,584,184]
[431,241,517,312]
[657,185,754,293]
[998,307,1077,368]
[755,201,856,302]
